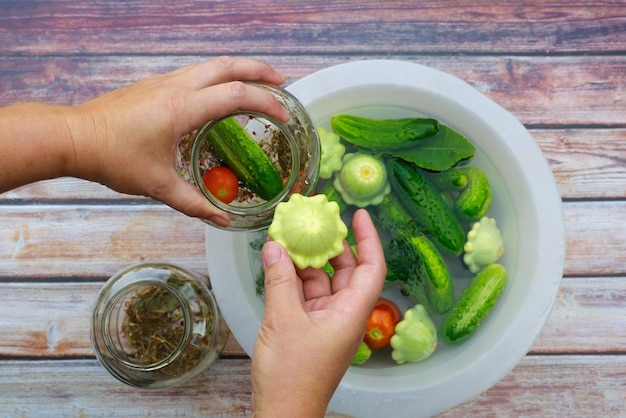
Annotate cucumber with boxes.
[376,195,454,315]
[408,233,455,314]
[330,114,440,151]
[438,263,507,345]
[454,166,493,223]
[427,168,468,192]
[204,117,283,201]
[387,158,465,256]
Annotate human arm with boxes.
[0,56,289,226]
[251,209,386,417]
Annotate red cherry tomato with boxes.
[202,166,239,204]
[364,297,403,349]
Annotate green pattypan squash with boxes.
[268,193,348,269]
[333,153,391,208]
[318,126,346,179]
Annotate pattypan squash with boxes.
[390,304,438,364]
[333,153,390,208]
[463,216,504,273]
[268,193,348,269]
[317,126,346,179]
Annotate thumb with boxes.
[261,241,303,316]
[159,177,230,226]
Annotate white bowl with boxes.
[206,60,565,417]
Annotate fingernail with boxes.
[275,70,287,82]
[278,106,291,122]
[262,241,281,267]
[209,214,230,227]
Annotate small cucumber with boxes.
[454,166,493,223]
[204,117,283,201]
[330,114,440,151]
[438,263,507,345]
[427,168,468,192]
[408,233,455,314]
[376,195,454,314]
[387,158,465,256]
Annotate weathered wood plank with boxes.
[2,128,624,202]
[439,355,626,418]
[0,205,208,278]
[1,55,625,126]
[0,356,624,417]
[533,129,626,200]
[1,201,624,279]
[0,282,246,358]
[563,201,626,277]
[0,358,256,417]
[1,1,625,55]
[0,278,624,358]
[531,277,626,354]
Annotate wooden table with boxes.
[1,1,625,416]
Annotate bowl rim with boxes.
[206,59,566,417]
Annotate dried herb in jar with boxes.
[121,275,215,377]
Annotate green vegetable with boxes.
[410,233,455,314]
[376,195,455,314]
[439,263,508,345]
[427,168,468,191]
[317,126,346,179]
[267,193,348,269]
[454,166,493,223]
[463,217,504,273]
[351,341,372,365]
[319,180,348,214]
[330,114,440,151]
[390,125,476,171]
[204,117,283,201]
[387,157,465,256]
[333,153,391,208]
[390,304,438,364]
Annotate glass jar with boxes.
[90,263,228,389]
[176,83,320,231]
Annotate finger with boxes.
[347,209,386,296]
[154,175,230,226]
[327,240,358,293]
[178,56,286,90]
[262,241,305,317]
[186,81,291,129]
[298,267,333,301]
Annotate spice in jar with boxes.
[91,263,228,388]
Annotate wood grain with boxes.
[2,128,625,202]
[0,282,245,358]
[1,1,625,55]
[439,355,626,417]
[1,0,625,416]
[0,205,208,278]
[533,129,626,199]
[1,277,624,359]
[0,356,624,417]
[1,55,625,126]
[1,201,624,279]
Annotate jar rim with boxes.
[90,263,225,388]
[99,279,193,372]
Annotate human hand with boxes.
[66,56,290,226]
[251,209,386,417]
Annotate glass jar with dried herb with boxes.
[176,83,321,231]
[91,263,228,389]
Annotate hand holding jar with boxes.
[0,56,290,226]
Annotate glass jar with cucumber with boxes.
[176,83,320,231]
